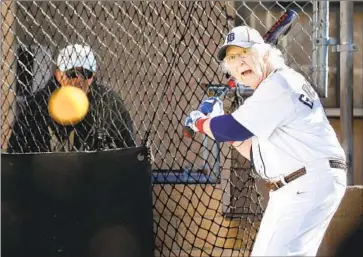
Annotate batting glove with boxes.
[198,97,224,118]
[184,110,206,133]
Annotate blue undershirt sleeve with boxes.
[209,114,254,142]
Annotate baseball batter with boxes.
[185,26,347,256]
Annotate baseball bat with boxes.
[183,9,298,139]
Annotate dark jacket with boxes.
[7,76,136,153]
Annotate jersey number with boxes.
[299,94,314,109]
[298,83,315,109]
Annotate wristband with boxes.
[195,118,207,133]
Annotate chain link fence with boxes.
[1,1,318,256]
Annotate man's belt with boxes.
[269,159,347,191]
[329,159,347,170]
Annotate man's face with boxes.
[223,45,266,89]
[56,67,94,93]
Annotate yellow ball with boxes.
[48,86,90,125]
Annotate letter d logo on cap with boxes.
[227,33,235,43]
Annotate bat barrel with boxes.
[263,9,298,45]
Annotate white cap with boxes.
[57,44,97,72]
[217,26,264,61]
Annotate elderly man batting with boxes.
[185,26,347,256]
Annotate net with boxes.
[1,1,315,256]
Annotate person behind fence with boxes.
[185,26,347,256]
[8,44,136,153]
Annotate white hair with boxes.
[250,43,285,70]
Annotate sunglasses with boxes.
[65,68,94,79]
[224,48,251,63]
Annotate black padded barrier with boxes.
[1,146,154,257]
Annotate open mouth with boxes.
[241,70,252,76]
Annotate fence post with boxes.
[339,2,355,185]
[312,1,332,98]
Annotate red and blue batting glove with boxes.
[185,97,224,134]
[198,97,224,117]
[184,110,207,133]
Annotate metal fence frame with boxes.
[338,1,357,185]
